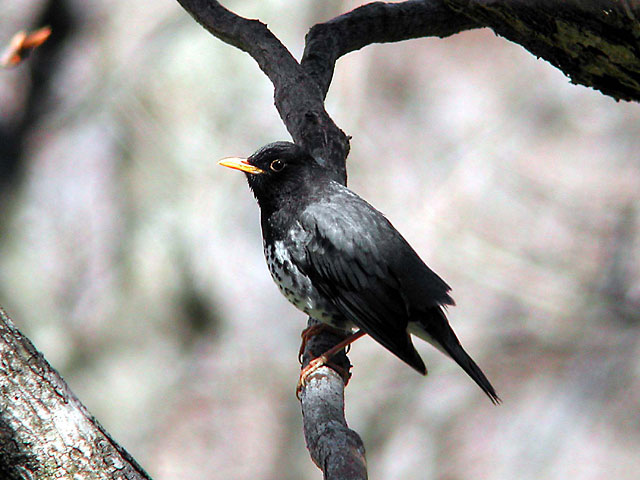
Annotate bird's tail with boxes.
[441,335,501,405]
[411,308,501,405]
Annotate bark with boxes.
[301,0,640,101]
[174,0,350,183]
[299,369,367,480]
[298,320,367,480]
[446,0,640,102]
[0,308,151,480]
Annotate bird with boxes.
[219,141,500,404]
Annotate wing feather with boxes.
[291,188,451,372]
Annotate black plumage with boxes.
[219,141,500,404]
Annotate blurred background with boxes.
[1,1,640,479]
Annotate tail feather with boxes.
[410,307,501,404]
[441,339,501,405]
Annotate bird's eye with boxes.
[270,159,286,172]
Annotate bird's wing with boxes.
[291,188,450,372]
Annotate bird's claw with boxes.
[296,356,351,400]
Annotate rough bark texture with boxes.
[299,369,367,480]
[302,0,640,101]
[446,0,640,101]
[0,308,151,480]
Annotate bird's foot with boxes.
[296,356,351,399]
[296,330,367,399]
[298,323,347,363]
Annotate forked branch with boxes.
[176,0,350,181]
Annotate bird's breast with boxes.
[263,237,347,329]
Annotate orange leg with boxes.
[298,323,349,363]
[297,330,367,398]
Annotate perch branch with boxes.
[298,319,367,479]
[300,369,368,480]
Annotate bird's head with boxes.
[218,141,325,210]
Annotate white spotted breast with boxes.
[263,227,346,328]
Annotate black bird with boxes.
[219,142,500,403]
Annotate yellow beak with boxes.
[218,157,265,175]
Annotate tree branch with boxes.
[174,3,364,476]
[448,0,640,101]
[298,319,367,479]
[300,369,367,480]
[175,0,350,181]
[302,0,640,102]
[302,0,479,97]
[0,308,151,480]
